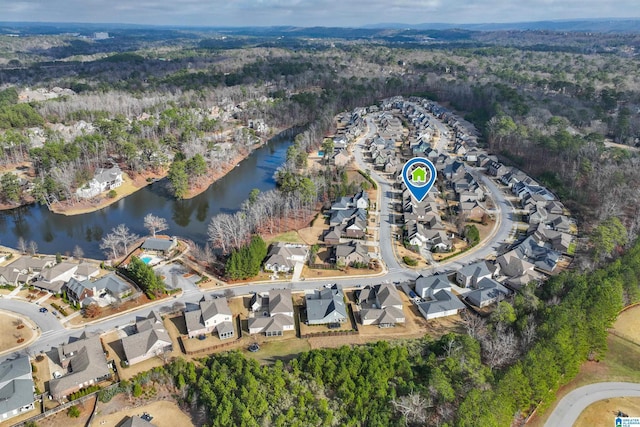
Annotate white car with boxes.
[52,371,62,379]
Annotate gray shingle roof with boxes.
[417,290,465,317]
[306,286,348,324]
[49,335,110,398]
[141,238,174,252]
[0,355,34,417]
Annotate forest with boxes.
[95,237,640,426]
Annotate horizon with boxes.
[2,0,640,28]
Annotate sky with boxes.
[1,0,638,27]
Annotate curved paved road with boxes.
[544,382,640,426]
[0,110,516,363]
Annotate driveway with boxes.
[544,382,640,427]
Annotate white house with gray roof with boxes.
[76,164,123,199]
[417,290,466,320]
[306,285,348,325]
[184,296,234,339]
[248,289,295,336]
[263,243,309,273]
[455,261,495,288]
[0,356,35,422]
[465,278,510,308]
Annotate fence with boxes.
[300,330,358,339]
[11,383,120,427]
[180,335,240,356]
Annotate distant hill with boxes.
[364,19,640,33]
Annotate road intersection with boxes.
[1,111,517,365]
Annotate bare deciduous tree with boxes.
[100,233,121,259]
[17,237,27,254]
[392,393,430,427]
[72,245,84,260]
[144,213,169,237]
[27,240,38,255]
[111,224,139,255]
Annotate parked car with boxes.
[39,307,48,313]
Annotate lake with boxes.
[0,138,290,258]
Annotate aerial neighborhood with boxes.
[0,95,577,425]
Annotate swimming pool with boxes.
[141,255,153,264]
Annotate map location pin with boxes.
[401,157,437,203]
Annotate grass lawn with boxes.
[574,397,640,426]
[244,338,311,365]
[265,230,305,245]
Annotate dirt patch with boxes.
[37,396,96,427]
[574,397,640,427]
[94,396,193,427]
[0,310,37,354]
[612,304,640,344]
[297,215,328,245]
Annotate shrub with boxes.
[403,256,418,266]
[67,405,80,418]
[107,189,117,198]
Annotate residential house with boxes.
[141,237,177,256]
[527,206,549,225]
[459,201,486,221]
[442,160,466,180]
[329,208,366,226]
[322,227,342,245]
[0,256,55,286]
[465,278,510,308]
[332,150,351,167]
[49,333,111,400]
[415,273,451,298]
[416,290,465,320]
[548,214,572,233]
[343,216,367,239]
[33,261,101,294]
[121,311,172,366]
[306,285,348,325]
[488,161,507,177]
[530,223,573,253]
[74,262,100,281]
[263,242,309,273]
[64,273,132,307]
[514,236,561,273]
[248,289,295,336]
[334,241,370,266]
[455,261,495,288]
[356,283,405,327]
[76,164,124,199]
[184,296,234,339]
[0,356,35,422]
[496,251,535,278]
[120,416,156,427]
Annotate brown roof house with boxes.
[334,241,370,266]
[184,296,234,339]
[49,333,111,400]
[248,289,295,336]
[121,311,172,366]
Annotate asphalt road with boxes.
[544,382,640,426]
[0,108,516,362]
